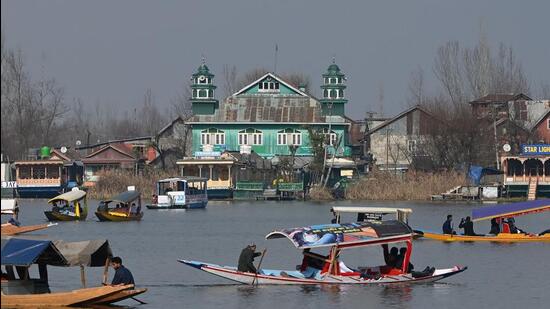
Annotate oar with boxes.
[131,296,147,305]
[252,248,267,286]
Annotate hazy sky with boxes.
[2,0,549,119]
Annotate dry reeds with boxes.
[87,169,175,200]
[308,185,335,201]
[345,170,467,201]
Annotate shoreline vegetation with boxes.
[88,169,468,202]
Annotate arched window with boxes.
[258,78,280,93]
[330,89,337,98]
[192,89,197,98]
[238,128,263,145]
[323,89,328,98]
[339,89,344,98]
[201,128,225,145]
[277,128,301,146]
[198,89,207,98]
[322,128,337,146]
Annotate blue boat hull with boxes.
[17,186,63,199]
[146,201,207,210]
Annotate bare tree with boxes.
[222,64,237,97]
[433,41,466,107]
[407,67,425,107]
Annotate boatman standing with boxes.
[238,243,262,273]
[107,256,135,287]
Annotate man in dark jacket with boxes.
[442,215,455,234]
[459,216,480,236]
[108,256,135,286]
[238,243,262,273]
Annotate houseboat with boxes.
[15,147,83,198]
[146,177,208,209]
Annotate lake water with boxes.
[8,199,550,309]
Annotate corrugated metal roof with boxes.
[189,96,347,124]
[469,93,532,105]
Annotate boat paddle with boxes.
[131,296,147,305]
[252,248,267,286]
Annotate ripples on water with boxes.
[8,199,550,309]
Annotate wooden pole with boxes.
[102,257,111,285]
[252,248,267,286]
[80,265,86,288]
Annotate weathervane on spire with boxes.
[201,54,206,65]
[332,55,336,64]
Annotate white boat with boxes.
[179,220,467,285]
[146,177,208,209]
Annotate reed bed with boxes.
[344,170,467,201]
[308,185,335,201]
[87,169,174,200]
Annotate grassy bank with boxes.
[344,170,467,201]
[87,169,174,200]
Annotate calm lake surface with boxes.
[10,199,550,309]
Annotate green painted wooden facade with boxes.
[192,123,349,158]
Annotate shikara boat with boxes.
[1,222,56,236]
[95,188,143,221]
[179,220,466,285]
[1,238,147,307]
[418,199,550,243]
[146,177,208,209]
[44,188,88,221]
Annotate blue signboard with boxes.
[194,151,221,157]
[521,144,550,156]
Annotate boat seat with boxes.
[501,223,510,233]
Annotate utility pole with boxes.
[493,105,500,170]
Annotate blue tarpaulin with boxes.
[468,166,502,185]
[472,199,550,222]
[1,238,67,267]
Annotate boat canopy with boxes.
[1,238,67,267]
[265,220,413,250]
[158,177,208,183]
[53,239,112,267]
[102,191,140,205]
[331,207,412,215]
[48,189,86,203]
[472,199,550,222]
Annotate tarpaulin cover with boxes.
[53,239,113,267]
[266,220,412,249]
[472,199,550,222]
[1,238,67,267]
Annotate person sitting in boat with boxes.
[396,247,414,272]
[507,218,525,234]
[489,218,500,235]
[237,243,262,273]
[383,245,399,268]
[459,216,481,236]
[7,217,21,227]
[106,256,135,287]
[442,215,456,234]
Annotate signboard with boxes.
[194,151,221,158]
[1,181,17,188]
[521,144,550,156]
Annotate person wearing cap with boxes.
[237,243,262,273]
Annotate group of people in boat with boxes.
[52,201,82,216]
[383,245,413,272]
[442,214,526,236]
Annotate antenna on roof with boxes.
[201,54,206,65]
[274,44,278,74]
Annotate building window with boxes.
[330,78,336,84]
[32,165,46,179]
[323,89,328,98]
[547,119,550,130]
[339,89,344,98]
[201,128,225,145]
[18,166,31,179]
[258,78,280,92]
[198,76,208,84]
[330,89,337,99]
[407,140,417,153]
[323,128,338,146]
[47,166,60,179]
[198,89,208,98]
[238,128,263,145]
[277,128,302,146]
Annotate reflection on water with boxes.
[380,285,413,306]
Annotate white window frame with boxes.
[201,128,225,145]
[547,119,550,130]
[238,128,263,145]
[277,129,302,146]
[258,81,280,92]
[323,129,338,146]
